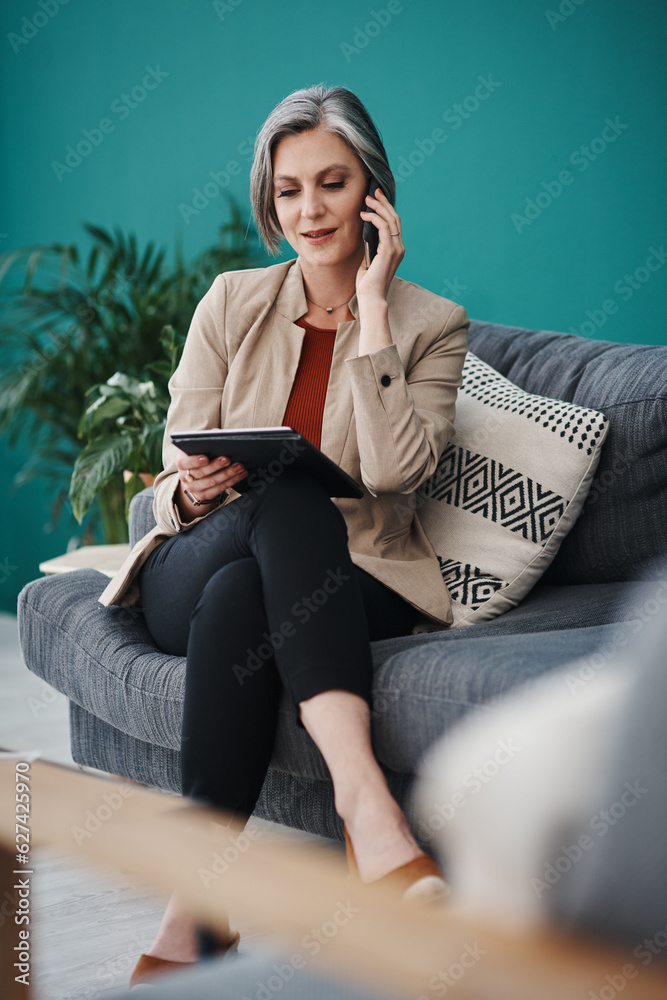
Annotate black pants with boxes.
[139,470,421,818]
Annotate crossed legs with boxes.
[138,471,423,961]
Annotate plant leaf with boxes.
[79,393,131,436]
[69,434,133,522]
[141,421,166,474]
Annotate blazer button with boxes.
[380,374,391,387]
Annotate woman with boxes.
[101,84,469,986]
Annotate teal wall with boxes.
[1,0,666,612]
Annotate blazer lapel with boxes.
[320,303,359,468]
[250,309,306,429]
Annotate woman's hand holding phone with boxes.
[356,178,404,307]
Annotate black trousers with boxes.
[139,470,421,818]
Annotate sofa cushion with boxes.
[469,321,667,584]
[18,569,645,782]
[416,353,609,626]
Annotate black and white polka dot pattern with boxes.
[460,354,607,456]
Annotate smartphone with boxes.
[363,175,381,267]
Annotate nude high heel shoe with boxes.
[344,825,449,905]
[129,929,240,989]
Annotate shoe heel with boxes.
[342,823,448,904]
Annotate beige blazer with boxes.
[99,257,469,628]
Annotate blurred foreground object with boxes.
[2,752,667,998]
[417,551,667,948]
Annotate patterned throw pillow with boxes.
[416,354,610,629]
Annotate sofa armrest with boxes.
[129,488,157,547]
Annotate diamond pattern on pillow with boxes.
[421,446,568,544]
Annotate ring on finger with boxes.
[185,470,194,483]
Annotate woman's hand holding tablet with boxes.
[174,431,248,511]
[172,427,363,499]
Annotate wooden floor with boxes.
[0,612,322,999]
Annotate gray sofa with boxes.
[17,319,667,846]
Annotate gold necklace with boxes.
[305,293,351,315]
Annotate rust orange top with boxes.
[282,317,337,450]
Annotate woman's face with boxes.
[272,127,368,269]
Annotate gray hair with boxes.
[250,84,395,256]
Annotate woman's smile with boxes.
[301,227,337,245]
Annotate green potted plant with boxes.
[68,324,185,534]
[0,198,264,543]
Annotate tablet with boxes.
[171,427,363,499]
